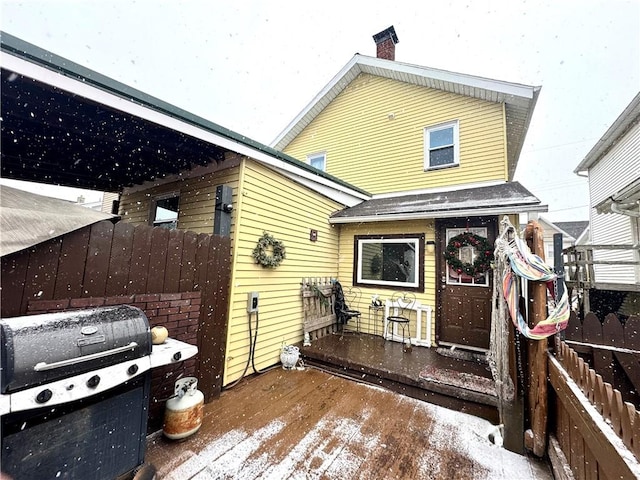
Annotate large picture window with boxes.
[354,234,425,291]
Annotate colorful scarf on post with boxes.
[495,235,570,340]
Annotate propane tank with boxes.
[163,377,204,440]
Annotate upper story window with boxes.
[307,152,326,171]
[151,193,180,229]
[424,121,459,170]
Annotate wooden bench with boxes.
[301,279,337,341]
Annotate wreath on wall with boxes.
[444,232,494,277]
[252,232,286,268]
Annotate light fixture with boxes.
[426,240,436,254]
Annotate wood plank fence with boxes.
[301,278,337,341]
[563,311,640,407]
[565,311,640,349]
[0,220,231,401]
[548,337,640,480]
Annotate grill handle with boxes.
[33,342,139,371]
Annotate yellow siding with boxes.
[283,73,507,194]
[224,159,343,385]
[118,167,240,235]
[336,220,437,345]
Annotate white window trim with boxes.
[355,236,422,289]
[424,120,460,171]
[307,151,326,171]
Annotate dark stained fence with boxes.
[563,311,640,407]
[1,220,231,401]
[565,310,640,349]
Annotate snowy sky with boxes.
[1,0,639,222]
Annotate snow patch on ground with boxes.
[159,399,546,479]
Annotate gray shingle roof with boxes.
[330,182,543,223]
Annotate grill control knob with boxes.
[36,389,53,404]
[173,351,182,361]
[87,375,101,389]
[128,364,139,376]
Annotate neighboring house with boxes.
[573,91,640,292]
[1,28,546,387]
[520,217,589,266]
[272,26,544,352]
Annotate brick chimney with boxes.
[373,26,399,61]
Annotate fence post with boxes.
[524,220,548,457]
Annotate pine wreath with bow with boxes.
[444,232,494,277]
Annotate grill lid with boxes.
[1,305,151,393]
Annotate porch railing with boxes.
[563,244,639,290]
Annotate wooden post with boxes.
[524,220,548,457]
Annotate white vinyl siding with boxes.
[588,121,640,285]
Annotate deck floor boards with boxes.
[145,368,551,479]
[300,332,499,421]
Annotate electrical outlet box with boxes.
[247,291,259,313]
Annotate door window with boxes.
[445,227,489,286]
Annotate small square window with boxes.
[151,194,179,229]
[424,121,459,170]
[307,152,326,171]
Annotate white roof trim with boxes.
[2,52,365,205]
[277,170,368,207]
[575,91,640,173]
[357,55,537,99]
[594,176,640,217]
[271,54,539,150]
[329,204,547,224]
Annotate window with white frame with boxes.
[354,234,424,291]
[307,152,326,171]
[424,121,459,170]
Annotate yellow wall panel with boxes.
[118,167,240,236]
[335,220,437,344]
[283,74,507,194]
[223,160,343,385]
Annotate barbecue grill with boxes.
[0,305,197,479]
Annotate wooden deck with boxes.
[300,332,500,423]
[144,367,551,479]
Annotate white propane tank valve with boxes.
[162,377,204,440]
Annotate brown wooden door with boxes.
[436,217,497,350]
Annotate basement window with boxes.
[151,193,180,229]
[424,121,459,170]
[354,234,424,291]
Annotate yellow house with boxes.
[1,29,545,391]
[272,26,544,353]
